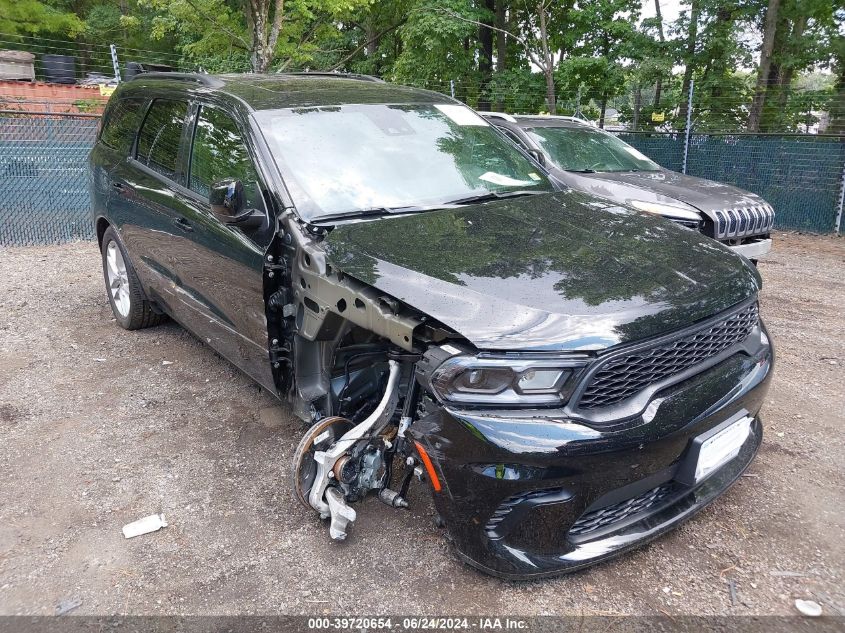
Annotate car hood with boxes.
[322,191,761,352]
[563,169,765,216]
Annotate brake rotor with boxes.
[292,416,353,510]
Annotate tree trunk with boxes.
[678,0,700,127]
[544,69,556,114]
[653,0,665,108]
[632,83,641,130]
[365,21,378,57]
[599,90,608,129]
[773,16,806,116]
[245,0,285,73]
[537,1,556,113]
[495,0,507,72]
[494,0,508,110]
[747,0,781,132]
[477,0,495,111]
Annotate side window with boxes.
[189,106,264,210]
[136,99,188,180]
[100,98,145,154]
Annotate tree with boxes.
[573,0,642,127]
[141,0,369,72]
[748,0,781,131]
[678,0,700,128]
[0,0,83,36]
[433,0,564,113]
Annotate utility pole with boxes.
[110,44,121,83]
[835,160,844,235]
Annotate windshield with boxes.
[527,126,661,173]
[255,103,553,220]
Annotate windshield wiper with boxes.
[310,190,546,224]
[564,168,598,174]
[311,204,456,225]
[445,190,546,205]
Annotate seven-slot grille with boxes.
[714,204,774,239]
[577,302,759,410]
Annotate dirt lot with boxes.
[0,232,843,616]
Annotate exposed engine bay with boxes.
[263,210,451,541]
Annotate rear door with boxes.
[162,101,276,391]
[89,96,147,230]
[108,98,190,307]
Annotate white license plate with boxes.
[694,416,753,482]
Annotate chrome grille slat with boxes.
[752,207,762,233]
[716,211,727,239]
[577,303,759,410]
[738,207,748,234]
[715,204,774,239]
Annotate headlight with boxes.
[430,356,578,405]
[629,200,702,223]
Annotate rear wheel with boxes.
[101,226,166,330]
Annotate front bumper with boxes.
[410,328,773,579]
[727,237,772,260]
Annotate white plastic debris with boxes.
[794,599,822,617]
[162,360,174,366]
[56,597,82,615]
[122,513,167,539]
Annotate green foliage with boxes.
[391,0,481,85]
[2,0,841,131]
[0,0,84,36]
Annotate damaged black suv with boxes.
[89,72,773,579]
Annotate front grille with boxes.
[569,483,675,538]
[714,205,774,239]
[577,302,759,410]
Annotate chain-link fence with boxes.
[1,106,843,247]
[0,112,99,246]
[619,132,845,233]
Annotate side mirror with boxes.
[209,178,263,229]
[527,149,546,167]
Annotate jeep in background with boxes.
[89,73,773,579]
[484,113,775,262]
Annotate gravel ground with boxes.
[0,232,843,616]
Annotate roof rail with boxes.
[128,72,224,88]
[534,114,594,125]
[481,112,517,123]
[278,71,385,83]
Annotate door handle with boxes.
[174,217,194,232]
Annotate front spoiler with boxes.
[456,419,762,580]
[727,238,772,260]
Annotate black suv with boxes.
[89,73,773,579]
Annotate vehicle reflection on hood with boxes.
[323,191,760,351]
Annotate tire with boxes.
[100,226,166,330]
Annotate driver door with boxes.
[167,102,276,391]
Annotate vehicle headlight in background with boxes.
[629,200,702,225]
[430,356,580,405]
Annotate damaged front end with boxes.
[261,201,772,579]
[262,209,456,542]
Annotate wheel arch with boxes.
[95,216,111,250]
